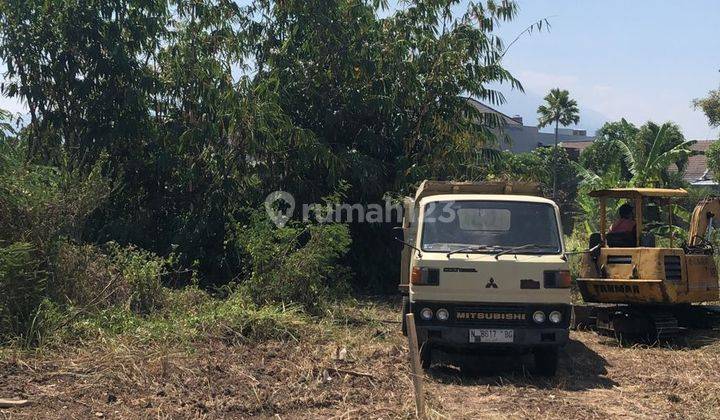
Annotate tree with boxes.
[613,122,690,187]
[706,141,720,181]
[0,108,13,142]
[694,89,720,130]
[537,88,580,199]
[580,119,638,177]
[0,0,533,292]
[579,139,624,177]
[696,88,720,180]
[245,0,532,290]
[580,119,691,187]
[504,147,578,232]
[0,0,167,166]
[495,148,577,199]
[247,0,533,198]
[577,122,694,189]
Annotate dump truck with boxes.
[398,181,571,376]
[575,188,720,339]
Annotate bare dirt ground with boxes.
[1,300,720,419]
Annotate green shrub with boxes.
[52,241,171,316]
[60,287,304,345]
[233,212,352,314]
[0,242,47,344]
[564,232,588,280]
[0,138,115,346]
[0,139,111,251]
[52,242,128,309]
[107,243,171,315]
[69,306,142,338]
[197,291,305,343]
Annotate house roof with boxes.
[463,97,523,127]
[559,140,594,153]
[672,140,717,185]
[686,141,714,183]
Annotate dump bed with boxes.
[414,180,542,202]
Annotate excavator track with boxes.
[647,311,680,340]
[573,305,684,342]
[678,305,720,330]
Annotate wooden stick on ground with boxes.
[0,398,29,408]
[405,313,426,419]
[324,367,375,379]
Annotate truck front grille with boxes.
[664,256,682,282]
[413,302,571,329]
[454,305,529,325]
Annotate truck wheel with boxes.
[420,343,432,369]
[401,296,410,336]
[533,347,559,377]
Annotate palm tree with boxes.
[537,89,580,199]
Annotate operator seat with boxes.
[606,230,637,247]
[640,233,656,247]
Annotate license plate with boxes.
[469,329,514,343]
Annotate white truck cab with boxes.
[399,181,571,376]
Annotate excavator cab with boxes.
[576,188,720,339]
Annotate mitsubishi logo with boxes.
[486,277,498,288]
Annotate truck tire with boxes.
[401,296,410,336]
[534,347,559,377]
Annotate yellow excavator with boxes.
[574,188,720,339]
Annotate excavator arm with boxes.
[688,197,720,246]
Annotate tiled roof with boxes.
[673,140,717,184]
[464,97,523,127]
[559,140,595,160]
[559,140,594,152]
[691,140,714,152]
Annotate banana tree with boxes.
[573,163,624,235]
[616,122,695,187]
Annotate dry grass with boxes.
[427,330,720,419]
[1,299,720,419]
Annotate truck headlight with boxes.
[549,311,562,324]
[436,308,449,321]
[532,311,546,323]
[420,307,433,321]
[411,267,440,285]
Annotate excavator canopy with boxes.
[590,188,687,247]
[588,188,688,199]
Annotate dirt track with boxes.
[1,302,720,419]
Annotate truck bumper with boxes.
[416,325,569,350]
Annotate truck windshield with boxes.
[420,200,562,254]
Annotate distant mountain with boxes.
[493,88,609,136]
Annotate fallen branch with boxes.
[0,398,29,408]
[324,367,375,379]
[370,318,402,324]
[46,371,91,379]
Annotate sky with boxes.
[1,0,719,139]
[488,0,720,139]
